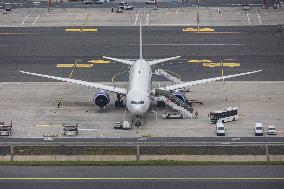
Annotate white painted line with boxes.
[129,43,243,46]
[145,13,150,25]
[257,13,262,24]
[28,131,31,137]
[21,11,32,27]
[246,13,251,25]
[78,129,100,131]
[32,12,41,26]
[156,107,158,121]
[134,13,138,25]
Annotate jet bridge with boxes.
[155,89,195,118]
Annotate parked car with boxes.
[268,125,277,135]
[95,0,104,4]
[115,8,123,13]
[146,0,156,4]
[119,2,133,10]
[5,6,11,11]
[254,123,264,136]
[216,122,226,136]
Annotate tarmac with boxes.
[0,81,283,138]
[0,165,284,189]
[0,6,283,27]
[0,5,283,139]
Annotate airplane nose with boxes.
[131,105,145,116]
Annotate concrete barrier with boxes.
[0,145,282,162]
[12,155,137,161]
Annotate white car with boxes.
[216,122,226,136]
[254,123,264,136]
[268,125,277,135]
[119,2,133,10]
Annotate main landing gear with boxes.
[115,94,124,107]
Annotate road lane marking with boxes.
[36,125,62,127]
[129,43,243,46]
[257,13,262,24]
[183,27,214,32]
[21,11,32,27]
[145,13,150,25]
[134,13,139,25]
[0,33,41,35]
[88,59,110,64]
[0,178,283,180]
[246,13,251,25]
[188,59,212,63]
[56,64,94,68]
[203,62,240,68]
[32,11,42,26]
[65,28,97,32]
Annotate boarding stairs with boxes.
[154,69,190,92]
[155,89,194,118]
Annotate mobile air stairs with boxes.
[154,68,190,92]
[155,89,195,119]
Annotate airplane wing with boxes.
[156,70,262,92]
[103,56,134,65]
[19,71,128,95]
[148,56,181,66]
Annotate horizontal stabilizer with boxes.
[148,56,181,66]
[103,56,134,65]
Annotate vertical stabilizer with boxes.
[139,20,143,60]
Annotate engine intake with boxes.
[172,90,187,102]
[93,90,110,108]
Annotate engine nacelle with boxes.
[172,90,187,102]
[93,90,110,108]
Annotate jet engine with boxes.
[93,90,110,108]
[172,90,187,102]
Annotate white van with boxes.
[254,123,264,136]
[146,0,156,4]
[216,122,226,136]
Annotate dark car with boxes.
[5,6,12,11]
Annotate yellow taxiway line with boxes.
[56,64,94,68]
[183,27,215,32]
[203,62,240,68]
[188,59,213,63]
[88,59,111,64]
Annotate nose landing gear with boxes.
[132,115,141,127]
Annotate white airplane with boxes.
[20,24,262,123]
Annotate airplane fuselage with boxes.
[126,59,152,116]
